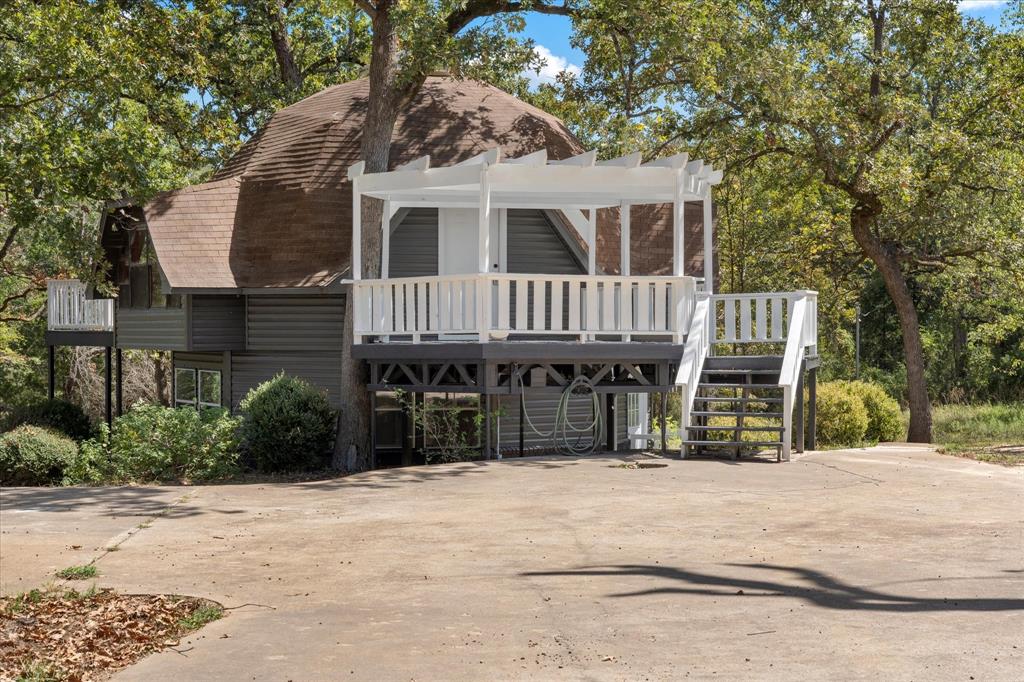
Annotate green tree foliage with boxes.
[566,0,1024,441]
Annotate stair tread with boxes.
[698,382,782,389]
[689,425,785,432]
[691,410,784,418]
[682,440,782,447]
[694,396,784,404]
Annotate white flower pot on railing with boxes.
[47,279,114,332]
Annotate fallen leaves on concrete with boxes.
[0,588,223,681]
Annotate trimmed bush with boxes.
[6,399,93,441]
[838,380,904,443]
[72,404,241,484]
[0,425,79,486]
[239,373,337,472]
[814,382,869,447]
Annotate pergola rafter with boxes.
[348,148,723,290]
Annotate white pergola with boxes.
[348,148,724,293]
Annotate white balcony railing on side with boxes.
[709,292,804,345]
[47,279,114,332]
[352,274,698,343]
[674,295,712,457]
[777,291,818,461]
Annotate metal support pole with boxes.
[659,392,668,455]
[369,392,377,470]
[855,303,861,379]
[807,367,818,450]
[519,391,525,457]
[47,345,56,400]
[115,348,123,416]
[104,346,113,428]
[605,393,616,452]
[484,393,492,459]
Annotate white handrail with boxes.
[351,273,697,343]
[674,295,712,457]
[47,279,114,332]
[777,291,817,460]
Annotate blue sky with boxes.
[516,1,1010,86]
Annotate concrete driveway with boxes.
[2,445,1022,680]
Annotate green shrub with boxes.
[5,399,93,441]
[239,373,337,472]
[0,425,79,486]
[814,382,869,447]
[838,380,904,442]
[72,403,241,484]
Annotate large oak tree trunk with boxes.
[850,206,932,442]
[335,3,408,471]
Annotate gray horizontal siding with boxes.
[507,210,584,275]
[246,295,345,351]
[191,295,244,351]
[231,351,342,409]
[116,307,187,351]
[496,393,599,452]
[390,208,439,277]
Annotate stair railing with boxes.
[674,294,712,457]
[777,291,818,460]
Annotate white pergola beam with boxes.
[643,152,689,169]
[587,209,597,275]
[349,162,364,280]
[505,149,548,166]
[597,151,642,168]
[550,150,597,166]
[457,147,501,166]
[673,171,685,277]
[396,155,430,171]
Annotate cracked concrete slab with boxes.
[2,446,1022,680]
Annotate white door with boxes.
[438,208,502,275]
[438,209,503,339]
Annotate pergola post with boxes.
[381,199,391,279]
[587,209,597,275]
[619,202,630,276]
[478,168,491,342]
[703,185,714,294]
[672,172,686,277]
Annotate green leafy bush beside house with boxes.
[71,404,241,484]
[4,399,93,441]
[813,382,870,447]
[238,373,337,472]
[0,425,79,486]
[837,380,904,442]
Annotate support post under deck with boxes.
[795,364,805,454]
[47,345,55,400]
[659,392,668,455]
[104,346,112,428]
[115,348,123,417]
[807,367,817,450]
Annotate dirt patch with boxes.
[1,588,223,681]
[614,461,669,469]
[941,444,1024,467]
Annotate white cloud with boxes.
[957,1,1006,10]
[523,44,581,88]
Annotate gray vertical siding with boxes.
[116,307,187,351]
[389,208,439,277]
[190,295,245,350]
[245,295,345,351]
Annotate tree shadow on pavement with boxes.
[522,563,1024,612]
[0,487,243,518]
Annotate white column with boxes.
[351,177,361,280]
[703,187,714,294]
[587,208,597,275]
[620,202,630,276]
[479,169,490,273]
[672,172,686,277]
[381,200,392,279]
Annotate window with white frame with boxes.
[174,368,222,409]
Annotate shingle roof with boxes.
[144,76,708,289]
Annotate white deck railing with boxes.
[47,279,114,332]
[777,291,818,460]
[352,274,698,343]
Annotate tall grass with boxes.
[932,403,1024,447]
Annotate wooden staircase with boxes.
[682,356,787,461]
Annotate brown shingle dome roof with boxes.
[147,77,585,289]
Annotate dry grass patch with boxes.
[1,587,223,681]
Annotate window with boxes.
[174,368,222,410]
[174,368,197,408]
[198,370,222,409]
